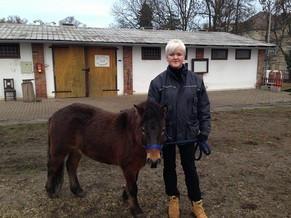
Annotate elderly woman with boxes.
[148,39,211,218]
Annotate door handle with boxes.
[82,68,90,72]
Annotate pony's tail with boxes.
[46,117,65,197]
[47,117,52,162]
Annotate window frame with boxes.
[235,49,252,60]
[211,48,228,60]
[141,47,161,60]
[191,58,209,74]
[0,43,20,59]
[185,47,188,60]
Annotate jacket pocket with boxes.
[185,121,199,140]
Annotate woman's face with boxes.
[166,48,185,69]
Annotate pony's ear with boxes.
[116,112,128,130]
[134,104,145,116]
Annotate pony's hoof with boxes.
[47,192,60,199]
[74,190,86,198]
[75,191,86,198]
[131,207,143,217]
[122,190,129,202]
[71,187,86,198]
[134,213,146,218]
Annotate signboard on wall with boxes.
[95,55,110,67]
[20,62,33,74]
[191,59,209,73]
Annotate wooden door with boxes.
[53,46,85,98]
[86,47,117,97]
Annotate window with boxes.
[196,48,204,59]
[0,44,20,58]
[185,47,188,60]
[211,49,228,60]
[235,49,251,59]
[191,59,209,74]
[141,47,161,60]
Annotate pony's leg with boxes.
[66,151,85,197]
[122,172,139,203]
[122,187,129,203]
[45,155,65,198]
[123,168,143,217]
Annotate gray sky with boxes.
[1,0,115,27]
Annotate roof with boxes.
[0,23,275,48]
[240,11,269,31]
[240,11,291,32]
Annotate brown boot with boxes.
[168,196,180,218]
[192,200,208,218]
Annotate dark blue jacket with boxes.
[148,65,211,143]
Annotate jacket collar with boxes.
[166,64,188,82]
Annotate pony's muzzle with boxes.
[146,151,161,168]
[148,158,161,168]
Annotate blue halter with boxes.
[144,144,162,150]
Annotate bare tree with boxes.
[0,16,28,24]
[172,0,201,30]
[112,0,144,28]
[202,0,256,32]
[59,16,85,27]
[151,0,182,29]
[260,0,291,76]
[259,0,291,51]
[233,0,256,33]
[112,0,201,30]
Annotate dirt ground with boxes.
[0,106,291,218]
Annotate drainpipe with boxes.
[266,11,272,72]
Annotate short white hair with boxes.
[165,39,186,57]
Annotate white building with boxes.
[0,23,274,100]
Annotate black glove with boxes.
[197,134,211,155]
[197,133,208,143]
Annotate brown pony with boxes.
[45,100,166,216]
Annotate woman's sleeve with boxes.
[147,79,161,104]
[197,81,211,136]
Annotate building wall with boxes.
[242,30,289,71]
[116,46,124,95]
[130,46,259,93]
[0,43,35,99]
[44,44,55,98]
[32,44,47,98]
[203,48,258,91]
[123,46,133,95]
[132,46,167,94]
[0,43,261,99]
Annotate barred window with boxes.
[211,49,228,60]
[141,47,161,60]
[235,49,251,59]
[0,44,20,58]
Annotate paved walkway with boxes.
[0,89,290,125]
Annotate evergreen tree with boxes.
[138,1,153,28]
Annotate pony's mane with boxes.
[139,100,162,122]
[115,108,137,131]
[115,100,162,131]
